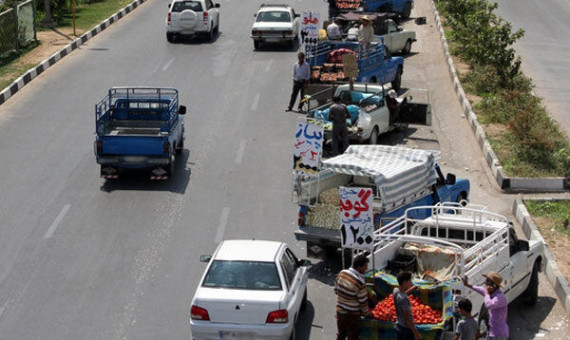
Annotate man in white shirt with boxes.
[327,19,341,40]
[358,16,374,50]
[346,23,360,41]
[287,52,311,112]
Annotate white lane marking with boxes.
[235,140,246,164]
[215,208,230,243]
[251,93,260,111]
[265,59,273,72]
[162,58,175,71]
[44,204,71,239]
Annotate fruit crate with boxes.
[360,271,454,340]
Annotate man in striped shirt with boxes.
[334,254,371,340]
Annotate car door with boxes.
[280,247,306,318]
[386,20,401,52]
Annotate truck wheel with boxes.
[168,154,175,177]
[214,19,220,35]
[287,40,295,50]
[523,262,539,305]
[391,68,402,92]
[368,127,379,145]
[403,40,412,55]
[207,26,214,41]
[456,192,468,206]
[402,2,412,19]
[176,139,184,154]
[254,40,260,50]
[166,33,175,43]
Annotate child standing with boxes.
[454,299,480,340]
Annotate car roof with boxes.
[214,239,284,262]
[258,6,291,12]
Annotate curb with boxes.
[0,0,147,106]
[512,198,570,314]
[429,0,569,192]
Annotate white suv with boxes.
[250,4,300,50]
[166,0,220,42]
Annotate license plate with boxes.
[124,156,145,163]
[219,331,237,339]
[265,37,283,42]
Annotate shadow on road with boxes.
[508,295,558,340]
[99,149,192,194]
[296,300,316,340]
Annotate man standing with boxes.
[327,18,341,40]
[287,52,311,112]
[329,95,351,156]
[393,272,422,340]
[358,16,374,51]
[334,254,371,340]
[462,272,509,340]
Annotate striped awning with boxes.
[321,145,440,205]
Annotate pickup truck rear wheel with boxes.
[403,40,412,55]
[168,154,175,176]
[523,262,539,305]
[166,33,175,43]
[254,40,260,50]
[391,68,402,91]
[301,288,308,312]
[402,2,412,19]
[207,26,214,41]
[368,127,379,145]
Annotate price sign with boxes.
[293,121,324,175]
[339,187,374,250]
[342,54,359,79]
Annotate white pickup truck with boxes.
[373,18,416,55]
[306,83,431,145]
[364,203,544,338]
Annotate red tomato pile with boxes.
[371,294,442,324]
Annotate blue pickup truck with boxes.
[94,87,186,180]
[344,0,414,19]
[306,40,404,90]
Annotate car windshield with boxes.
[256,11,291,23]
[172,1,202,12]
[202,260,282,290]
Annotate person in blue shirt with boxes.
[287,52,311,112]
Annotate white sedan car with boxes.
[250,4,300,50]
[189,240,310,340]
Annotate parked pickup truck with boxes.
[338,12,416,54]
[305,40,404,91]
[305,83,431,145]
[360,0,414,19]
[94,87,187,180]
[360,203,544,339]
[293,145,470,260]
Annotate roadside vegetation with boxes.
[524,200,570,239]
[436,0,570,177]
[0,0,132,89]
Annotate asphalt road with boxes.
[0,0,567,339]
[493,0,570,138]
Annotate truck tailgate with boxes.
[100,135,167,156]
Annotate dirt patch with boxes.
[451,55,469,76]
[1,28,84,86]
[532,216,570,285]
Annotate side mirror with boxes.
[253,13,257,17]
[299,259,312,267]
[517,240,530,252]
[179,105,187,115]
[295,13,300,18]
[215,3,220,8]
[167,3,170,8]
[446,173,456,185]
[200,255,212,263]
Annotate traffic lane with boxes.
[0,0,262,339]
[493,0,570,137]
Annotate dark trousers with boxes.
[336,312,362,340]
[395,324,414,340]
[288,80,305,110]
[332,123,349,156]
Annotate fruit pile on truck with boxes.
[94,87,187,180]
[358,203,544,339]
[305,39,404,92]
[292,145,470,259]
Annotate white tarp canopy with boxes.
[321,145,440,205]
